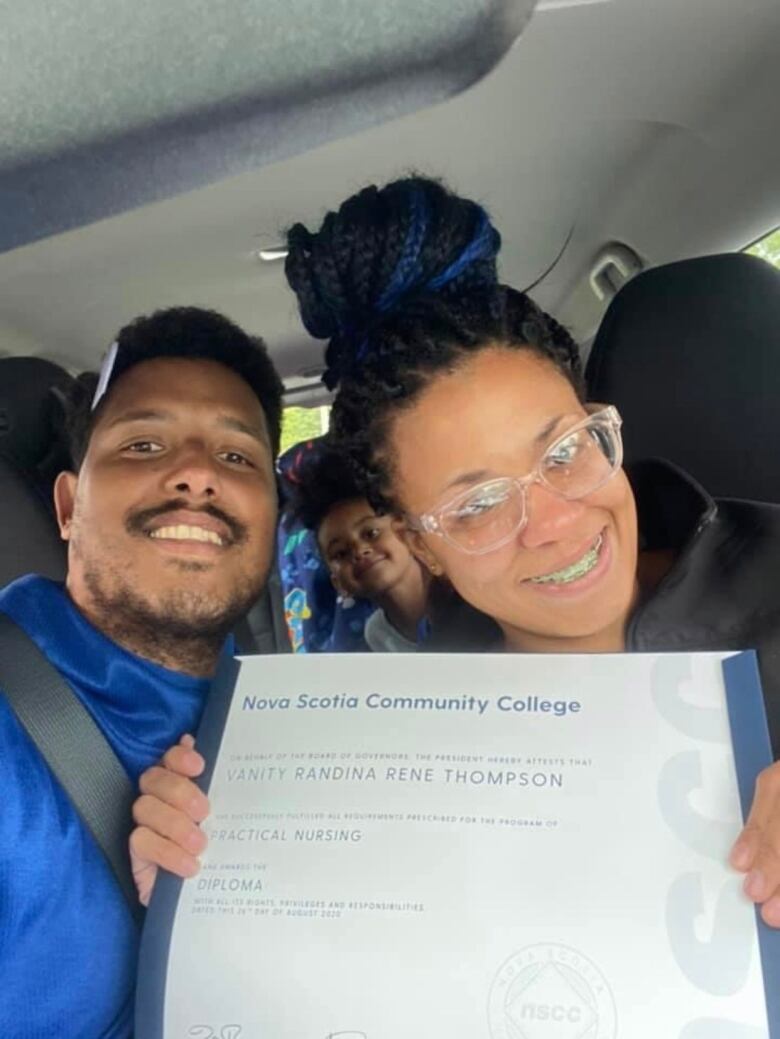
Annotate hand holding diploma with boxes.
[730,759,780,926]
[130,734,208,906]
[134,652,778,1038]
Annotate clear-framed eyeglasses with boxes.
[407,405,623,555]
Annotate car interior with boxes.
[1,0,778,652]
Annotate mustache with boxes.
[125,499,248,546]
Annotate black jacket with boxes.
[628,461,780,755]
[426,460,780,756]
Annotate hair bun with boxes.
[285,177,501,388]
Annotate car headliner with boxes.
[0,0,777,387]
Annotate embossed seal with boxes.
[488,943,617,1039]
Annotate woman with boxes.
[131,177,780,925]
[285,177,780,664]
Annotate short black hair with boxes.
[285,176,583,513]
[291,445,370,534]
[66,307,284,469]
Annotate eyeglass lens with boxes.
[440,418,620,552]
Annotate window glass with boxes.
[746,227,780,269]
[279,405,331,455]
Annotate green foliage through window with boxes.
[746,227,780,269]
[279,406,331,455]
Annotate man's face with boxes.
[55,357,278,645]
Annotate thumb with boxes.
[130,844,158,908]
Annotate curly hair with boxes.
[285,176,583,513]
[66,307,284,469]
[291,444,370,533]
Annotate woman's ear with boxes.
[392,517,445,577]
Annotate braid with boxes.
[503,288,583,386]
[284,175,583,511]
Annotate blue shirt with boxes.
[0,575,215,1038]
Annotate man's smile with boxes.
[148,525,224,546]
[127,503,245,553]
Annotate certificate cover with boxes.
[137,651,778,1038]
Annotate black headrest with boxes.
[586,253,780,503]
[0,456,66,585]
[0,356,75,473]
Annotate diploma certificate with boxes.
[137,651,778,1038]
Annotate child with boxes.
[293,446,428,652]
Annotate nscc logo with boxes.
[518,1002,584,1024]
[488,944,616,1039]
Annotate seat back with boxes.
[0,457,67,585]
[585,253,780,502]
[0,357,74,586]
[236,565,292,655]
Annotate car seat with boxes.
[585,253,780,503]
[276,437,374,653]
[0,357,75,586]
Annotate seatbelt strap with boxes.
[0,613,143,926]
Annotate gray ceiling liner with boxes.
[0,0,536,254]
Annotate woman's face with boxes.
[389,348,638,649]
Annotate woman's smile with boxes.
[521,528,612,597]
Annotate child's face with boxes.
[318,498,417,601]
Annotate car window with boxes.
[746,226,780,269]
[279,405,331,455]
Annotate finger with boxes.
[161,741,205,779]
[729,825,763,872]
[130,825,201,881]
[132,794,208,855]
[761,894,780,928]
[130,854,158,908]
[742,842,780,904]
[180,733,196,749]
[730,765,780,871]
[138,766,210,822]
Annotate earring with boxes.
[337,594,356,609]
[429,563,442,576]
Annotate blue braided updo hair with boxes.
[285,176,583,512]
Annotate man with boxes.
[0,307,284,1038]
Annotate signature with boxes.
[187,1027,242,1039]
[186,1022,366,1038]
